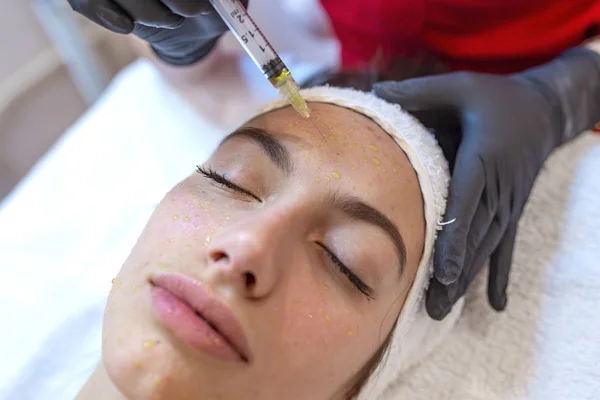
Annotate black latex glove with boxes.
[374,47,600,320]
[67,0,247,65]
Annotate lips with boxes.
[149,273,251,363]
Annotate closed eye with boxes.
[318,243,375,300]
[196,166,262,202]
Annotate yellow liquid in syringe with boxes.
[269,67,311,119]
[269,67,328,139]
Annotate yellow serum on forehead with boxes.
[367,143,379,152]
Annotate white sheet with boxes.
[380,132,600,400]
[1,57,599,399]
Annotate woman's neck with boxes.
[76,363,128,400]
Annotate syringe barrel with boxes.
[208,0,310,119]
[208,0,286,80]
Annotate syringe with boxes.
[208,0,311,119]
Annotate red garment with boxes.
[319,0,600,73]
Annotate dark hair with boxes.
[301,51,449,92]
[299,53,459,398]
[343,328,395,399]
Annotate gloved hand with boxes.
[374,47,600,320]
[67,0,246,65]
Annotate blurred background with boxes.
[0,0,137,202]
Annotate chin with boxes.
[102,332,184,400]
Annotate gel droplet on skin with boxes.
[315,177,322,183]
[184,216,190,222]
[143,340,156,350]
[204,200,213,205]
[367,144,379,152]
[372,157,381,166]
[325,315,332,323]
[331,171,341,180]
[157,263,170,270]
[347,329,353,336]
[116,282,122,289]
[111,278,116,284]
[324,177,331,182]
[131,285,139,293]
[154,376,163,387]
[172,215,179,221]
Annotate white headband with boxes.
[251,86,464,399]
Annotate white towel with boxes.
[382,132,600,399]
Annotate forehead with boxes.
[241,102,423,236]
[248,103,393,154]
[243,103,418,195]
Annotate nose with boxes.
[205,212,295,298]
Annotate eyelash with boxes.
[319,244,374,300]
[196,165,374,300]
[196,166,261,202]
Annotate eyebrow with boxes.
[221,127,293,174]
[329,193,407,275]
[221,126,407,274]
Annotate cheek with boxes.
[133,184,239,255]
[271,275,385,381]
[104,184,234,325]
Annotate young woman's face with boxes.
[103,103,425,400]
